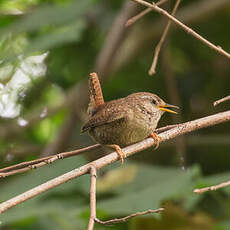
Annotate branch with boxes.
[149,0,181,75]
[95,208,164,225]
[213,95,230,106]
[126,0,168,27]
[194,180,230,194]
[1,110,230,213]
[0,144,100,177]
[87,165,97,230]
[130,0,230,60]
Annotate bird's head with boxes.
[128,92,179,115]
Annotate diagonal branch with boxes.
[1,110,230,214]
[213,95,230,107]
[149,0,181,75]
[0,144,100,177]
[131,0,230,59]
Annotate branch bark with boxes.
[1,110,230,214]
[194,180,230,194]
[87,165,97,230]
[214,95,230,106]
[95,208,164,225]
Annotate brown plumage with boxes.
[82,92,178,147]
[87,72,104,116]
[82,73,179,163]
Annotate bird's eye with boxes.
[152,99,157,105]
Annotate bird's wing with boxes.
[81,108,128,133]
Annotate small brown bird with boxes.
[81,73,179,163]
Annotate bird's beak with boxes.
[158,103,179,114]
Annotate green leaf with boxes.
[97,165,198,215]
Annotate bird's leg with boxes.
[149,132,162,150]
[108,144,125,164]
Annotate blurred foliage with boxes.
[0,0,230,229]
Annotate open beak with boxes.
[158,103,179,114]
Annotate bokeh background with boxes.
[0,0,230,229]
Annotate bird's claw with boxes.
[109,144,125,164]
[149,132,162,150]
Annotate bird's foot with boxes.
[149,132,162,150]
[108,144,125,164]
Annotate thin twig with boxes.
[95,208,164,225]
[131,0,230,59]
[0,144,100,177]
[115,0,230,72]
[87,165,97,230]
[0,156,51,173]
[213,95,230,106]
[1,110,230,213]
[194,180,230,194]
[126,0,168,27]
[149,0,181,75]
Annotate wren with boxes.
[81,73,179,163]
